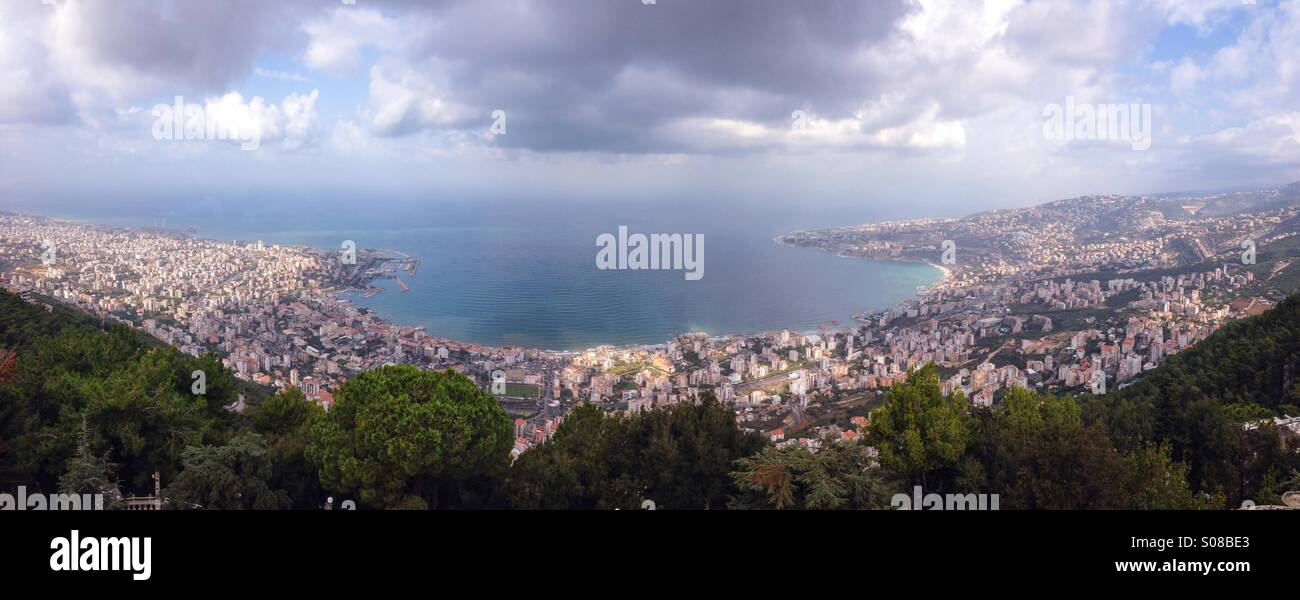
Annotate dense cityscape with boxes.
[6,0,1300,587]
[6,182,1300,459]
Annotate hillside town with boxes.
[4,189,1299,455]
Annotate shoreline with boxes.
[15,210,946,355]
[772,236,953,327]
[338,239,946,353]
[774,234,952,291]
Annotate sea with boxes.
[32,195,940,351]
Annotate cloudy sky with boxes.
[1,0,1299,217]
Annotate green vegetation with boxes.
[730,441,890,509]
[249,387,322,509]
[869,366,969,489]
[504,397,765,509]
[57,420,124,509]
[2,288,1296,510]
[1090,292,1300,505]
[764,358,815,379]
[606,359,668,377]
[499,382,540,399]
[166,431,290,510]
[0,290,244,494]
[854,367,1229,509]
[307,365,512,509]
[854,290,1300,509]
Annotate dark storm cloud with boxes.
[12,0,910,153]
[69,0,304,92]
[3,0,312,125]
[367,0,911,152]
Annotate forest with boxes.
[1,289,1296,509]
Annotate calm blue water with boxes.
[40,196,939,350]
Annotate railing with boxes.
[122,496,161,510]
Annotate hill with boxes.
[1095,293,1300,502]
[0,289,261,496]
[2,285,1294,510]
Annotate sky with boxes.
[1,0,1299,219]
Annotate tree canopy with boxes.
[730,440,890,509]
[866,364,969,490]
[505,394,766,509]
[2,288,1296,510]
[306,365,512,509]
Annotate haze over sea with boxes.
[32,195,940,351]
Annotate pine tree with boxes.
[58,419,124,509]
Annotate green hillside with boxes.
[2,287,1295,510]
[1095,293,1300,503]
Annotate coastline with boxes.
[918,259,953,291]
[773,234,950,281]
[14,210,945,355]
[331,236,949,352]
[772,235,951,321]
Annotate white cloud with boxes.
[1170,58,1203,95]
[1165,1,1300,109]
[1194,112,1300,167]
[46,0,278,99]
[365,61,477,137]
[0,0,291,128]
[267,89,322,149]
[1,0,1297,205]
[330,119,370,154]
[302,7,411,74]
[1149,0,1250,29]
[655,104,965,155]
[0,3,71,123]
[154,90,322,151]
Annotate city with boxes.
[6,181,1300,459]
[2,0,1298,586]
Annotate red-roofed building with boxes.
[316,390,335,412]
[1229,297,1275,317]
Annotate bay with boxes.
[43,196,940,350]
